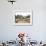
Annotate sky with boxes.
[15,12,32,16]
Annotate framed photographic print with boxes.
[12,11,33,25]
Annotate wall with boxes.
[0,0,46,41]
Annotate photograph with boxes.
[14,12,32,25]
